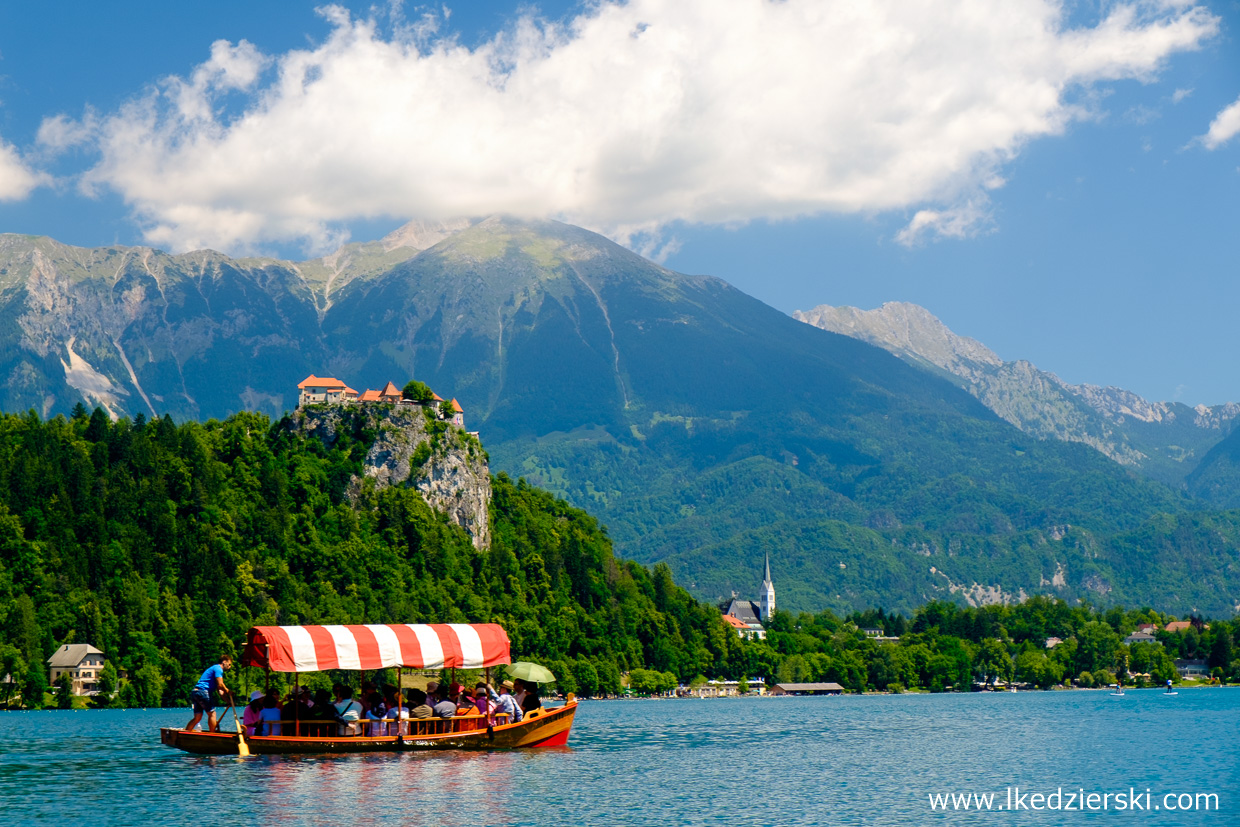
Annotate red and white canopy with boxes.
[242,624,511,673]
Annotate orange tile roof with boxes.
[359,389,382,402]
[298,374,347,390]
[380,381,402,397]
[450,398,463,413]
[1164,621,1194,633]
[721,614,749,629]
[344,387,358,396]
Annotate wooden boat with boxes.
[161,623,576,755]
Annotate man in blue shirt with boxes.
[185,656,234,733]
[488,679,523,724]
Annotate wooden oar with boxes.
[226,699,251,757]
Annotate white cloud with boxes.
[1171,87,1193,103]
[0,138,47,201]
[1201,94,1240,150]
[60,0,1219,253]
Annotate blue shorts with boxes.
[190,689,214,713]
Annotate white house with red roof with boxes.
[297,375,356,407]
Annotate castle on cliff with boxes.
[296,374,465,428]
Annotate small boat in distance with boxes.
[161,623,576,755]
[1109,684,1125,696]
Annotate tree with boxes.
[402,381,434,403]
[54,672,74,709]
[0,646,25,706]
[92,661,118,708]
[1016,650,1062,689]
[22,664,47,709]
[976,638,1013,687]
[1210,627,1234,670]
[737,675,749,694]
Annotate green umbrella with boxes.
[506,662,556,683]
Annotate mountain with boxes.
[794,302,1239,485]
[1,220,1238,615]
[1186,425,1240,509]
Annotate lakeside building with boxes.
[47,644,106,695]
[769,682,844,696]
[721,554,776,639]
[1174,659,1210,679]
[1123,631,1159,645]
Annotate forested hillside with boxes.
[0,407,1236,709]
[0,407,735,706]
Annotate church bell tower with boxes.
[760,553,775,620]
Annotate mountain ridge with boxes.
[794,301,1239,484]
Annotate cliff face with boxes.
[293,404,492,549]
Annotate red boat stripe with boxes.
[391,625,426,668]
[431,624,464,669]
[473,624,512,668]
[262,627,296,672]
[305,626,339,671]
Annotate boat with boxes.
[160,623,576,755]
[1109,684,1125,696]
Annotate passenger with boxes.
[185,655,234,733]
[258,692,283,736]
[432,687,457,719]
[334,686,362,736]
[385,688,410,735]
[365,692,388,736]
[408,688,433,719]
[512,679,529,709]
[289,686,315,736]
[473,683,496,718]
[311,689,335,736]
[519,682,542,714]
[488,680,523,723]
[456,688,478,717]
[241,690,264,736]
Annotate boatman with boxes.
[185,655,234,733]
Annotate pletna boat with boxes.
[161,623,576,755]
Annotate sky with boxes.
[0,0,1237,405]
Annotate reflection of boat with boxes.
[160,623,576,755]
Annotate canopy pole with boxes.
[397,668,404,736]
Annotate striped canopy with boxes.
[242,624,511,673]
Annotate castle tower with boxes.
[760,553,775,620]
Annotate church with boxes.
[721,554,775,640]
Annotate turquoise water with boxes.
[2,689,1236,825]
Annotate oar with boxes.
[226,698,251,757]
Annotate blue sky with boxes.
[0,0,1238,404]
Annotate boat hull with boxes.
[160,701,577,755]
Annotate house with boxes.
[769,682,844,696]
[297,375,351,407]
[1124,631,1159,645]
[722,613,761,640]
[1136,623,1159,634]
[1174,659,1210,679]
[449,398,465,428]
[861,628,884,638]
[46,644,106,695]
[358,389,382,402]
[1045,637,1063,649]
[378,381,403,403]
[1164,620,1205,634]
[723,598,766,640]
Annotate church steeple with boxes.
[760,552,775,621]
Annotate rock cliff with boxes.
[292,404,492,549]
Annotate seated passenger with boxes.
[241,690,264,736]
[519,682,542,714]
[472,683,494,717]
[310,689,335,736]
[432,688,457,719]
[385,692,410,735]
[407,688,433,719]
[258,692,283,736]
[334,686,362,736]
[488,680,523,723]
[364,692,387,736]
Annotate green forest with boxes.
[0,408,1236,709]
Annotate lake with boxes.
[1,689,1236,825]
